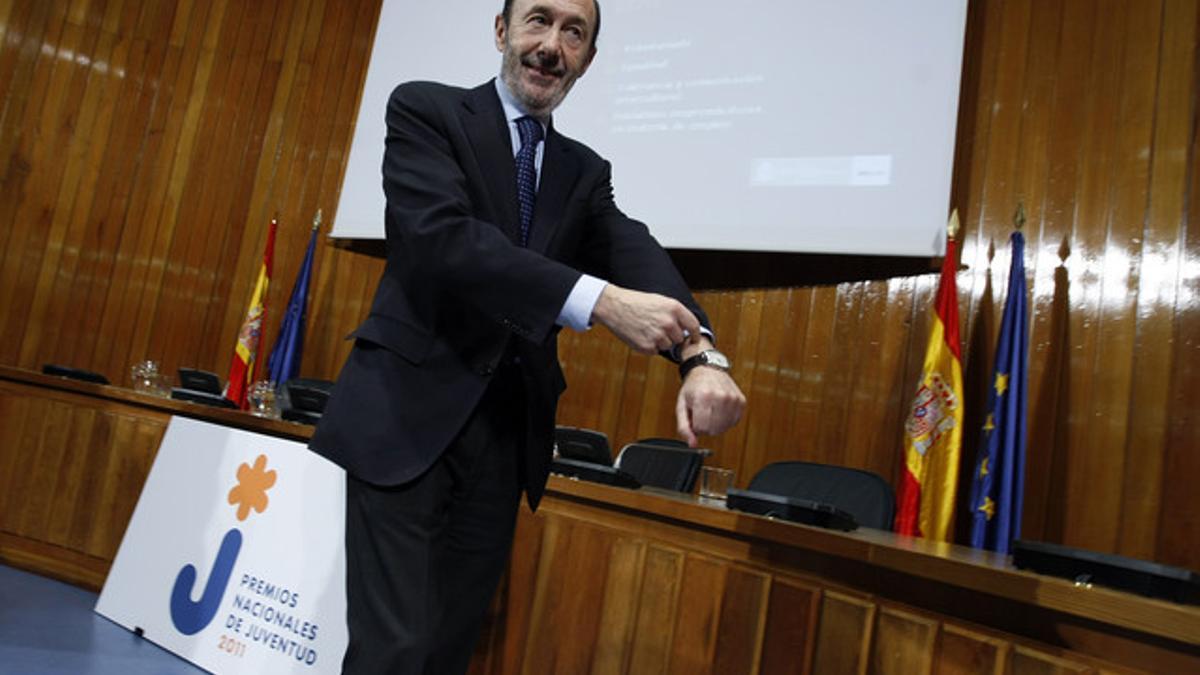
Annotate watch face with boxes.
[704,350,730,369]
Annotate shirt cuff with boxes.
[557,274,607,331]
[669,327,715,362]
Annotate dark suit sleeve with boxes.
[382,83,580,343]
[573,160,711,332]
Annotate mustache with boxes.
[522,52,565,76]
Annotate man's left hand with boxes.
[675,366,746,447]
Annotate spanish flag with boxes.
[894,211,963,540]
[225,218,277,409]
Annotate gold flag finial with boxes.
[947,208,961,241]
[312,209,322,231]
[1013,202,1026,231]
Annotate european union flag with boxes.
[968,230,1028,554]
[267,222,319,386]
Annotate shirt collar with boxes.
[494,76,549,135]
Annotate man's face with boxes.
[496,0,597,118]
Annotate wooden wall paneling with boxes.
[737,287,793,483]
[63,404,118,555]
[547,522,613,674]
[483,503,546,675]
[1007,646,1094,675]
[590,537,647,675]
[716,288,760,458]
[843,276,921,483]
[1007,0,1063,546]
[1127,0,1197,563]
[0,0,49,267]
[58,1,157,370]
[236,2,291,347]
[1060,0,1130,553]
[760,287,811,474]
[20,0,124,368]
[99,0,206,382]
[520,518,614,673]
[877,276,923,486]
[812,589,875,675]
[0,0,1199,572]
[0,391,35,534]
[120,0,204,376]
[792,286,835,464]
[192,0,277,372]
[634,342,680,443]
[871,606,939,675]
[710,565,769,675]
[0,0,28,106]
[307,5,383,380]
[560,325,624,435]
[518,515,563,674]
[44,405,98,548]
[258,0,335,277]
[210,0,298,374]
[290,1,376,380]
[0,391,28,532]
[316,0,379,207]
[1158,1,1200,568]
[1104,0,1171,557]
[667,554,726,675]
[962,0,1029,396]
[251,0,334,361]
[6,396,59,540]
[594,334,633,436]
[626,544,685,674]
[141,0,225,372]
[0,1,76,365]
[612,343,649,445]
[813,281,865,467]
[840,279,889,472]
[152,0,235,372]
[959,0,1029,335]
[89,412,160,560]
[14,400,72,541]
[758,576,820,675]
[1018,0,1093,544]
[77,2,177,376]
[935,624,1008,675]
[1086,0,1162,556]
[83,410,134,558]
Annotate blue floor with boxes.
[0,564,207,675]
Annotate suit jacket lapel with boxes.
[528,125,578,254]
[462,81,521,243]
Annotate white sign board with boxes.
[96,417,347,674]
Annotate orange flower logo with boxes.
[227,454,277,521]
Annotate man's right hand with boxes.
[590,284,701,354]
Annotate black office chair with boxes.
[633,437,689,449]
[746,461,895,530]
[554,426,613,465]
[280,378,334,425]
[615,442,707,493]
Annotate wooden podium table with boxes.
[2,366,1196,673]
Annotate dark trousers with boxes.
[341,370,525,675]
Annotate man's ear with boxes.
[494,14,507,52]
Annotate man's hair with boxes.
[501,0,601,48]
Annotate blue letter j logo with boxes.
[169,528,242,635]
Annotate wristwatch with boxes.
[679,349,731,379]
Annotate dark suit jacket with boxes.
[310,80,707,507]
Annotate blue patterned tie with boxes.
[515,116,543,247]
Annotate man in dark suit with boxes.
[310,0,745,672]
